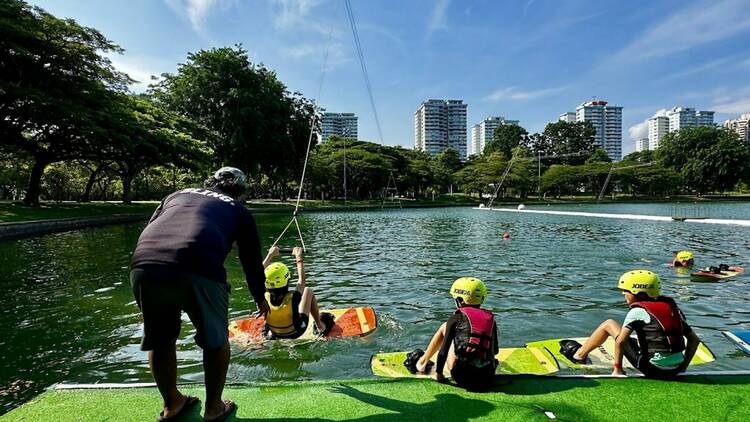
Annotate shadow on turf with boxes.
[488,375,598,395]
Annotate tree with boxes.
[585,148,612,164]
[103,95,210,203]
[622,150,653,164]
[656,127,750,194]
[151,46,316,188]
[0,0,131,204]
[538,121,598,165]
[484,124,528,157]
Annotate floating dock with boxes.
[476,207,750,227]
[5,375,750,421]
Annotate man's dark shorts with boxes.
[131,265,229,351]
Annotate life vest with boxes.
[453,307,495,365]
[630,297,685,354]
[264,291,296,336]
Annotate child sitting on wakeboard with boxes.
[404,277,499,391]
[559,270,701,378]
[262,246,334,339]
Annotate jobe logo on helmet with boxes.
[631,283,653,289]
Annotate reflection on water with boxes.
[1,203,750,412]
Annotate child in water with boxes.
[559,270,700,378]
[672,250,694,268]
[405,277,499,391]
[262,246,333,339]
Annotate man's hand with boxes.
[292,246,303,260]
[268,246,280,258]
[255,299,270,317]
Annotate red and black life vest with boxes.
[453,307,495,363]
[630,297,686,354]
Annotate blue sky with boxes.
[31,0,750,155]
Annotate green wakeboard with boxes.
[370,347,559,379]
[526,336,715,373]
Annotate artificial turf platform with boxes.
[5,375,750,421]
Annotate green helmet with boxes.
[450,277,487,305]
[265,262,290,289]
[618,270,661,298]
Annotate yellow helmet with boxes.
[676,251,694,262]
[265,262,290,289]
[450,277,487,305]
[618,270,661,298]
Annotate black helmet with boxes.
[205,166,247,197]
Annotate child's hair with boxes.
[635,292,654,301]
[268,286,289,306]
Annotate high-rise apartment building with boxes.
[666,107,714,132]
[635,138,649,152]
[725,113,750,143]
[559,112,576,123]
[414,99,468,159]
[575,100,622,161]
[320,112,358,141]
[648,116,669,150]
[470,116,519,156]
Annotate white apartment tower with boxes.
[559,112,576,123]
[321,112,358,141]
[666,107,714,132]
[648,116,669,150]
[575,100,622,161]
[470,116,520,155]
[725,114,750,143]
[415,99,468,159]
[635,138,649,152]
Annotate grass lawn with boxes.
[5,375,750,421]
[0,202,159,223]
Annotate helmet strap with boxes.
[455,298,463,308]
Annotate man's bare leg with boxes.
[149,344,188,418]
[203,342,232,420]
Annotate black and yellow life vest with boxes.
[264,291,296,336]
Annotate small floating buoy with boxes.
[517,204,526,210]
[503,232,510,240]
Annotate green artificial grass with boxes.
[0,202,159,222]
[5,376,750,421]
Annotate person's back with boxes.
[132,187,249,284]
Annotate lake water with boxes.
[2,202,750,412]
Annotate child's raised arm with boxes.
[263,246,279,268]
[293,246,306,292]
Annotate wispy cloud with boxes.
[510,12,600,53]
[609,0,750,63]
[712,86,750,114]
[484,86,568,101]
[427,0,450,38]
[271,0,324,31]
[165,0,234,31]
[662,56,736,80]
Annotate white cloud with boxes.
[108,54,175,92]
[484,86,567,101]
[166,0,234,31]
[713,97,750,114]
[627,108,668,140]
[427,0,450,37]
[610,0,750,63]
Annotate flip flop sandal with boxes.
[158,395,200,421]
[205,400,237,422]
[558,340,589,364]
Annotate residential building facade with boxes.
[648,116,669,150]
[414,99,468,159]
[725,113,750,143]
[470,116,519,155]
[575,100,622,161]
[635,138,649,152]
[559,112,576,123]
[320,112,358,141]
[666,107,714,132]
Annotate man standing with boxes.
[130,167,268,421]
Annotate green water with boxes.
[2,203,750,412]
